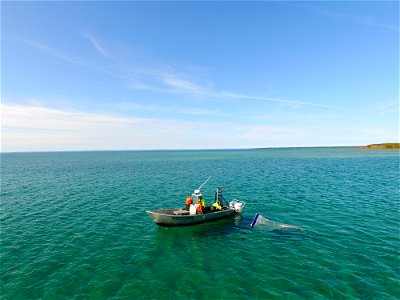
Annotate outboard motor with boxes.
[229,200,245,213]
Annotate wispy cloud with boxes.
[2,103,397,152]
[322,10,399,32]
[25,39,116,77]
[127,66,211,95]
[286,2,399,32]
[82,32,111,58]
[2,104,143,131]
[126,67,357,110]
[217,92,360,111]
[2,103,246,152]
[1,104,189,152]
[233,125,307,144]
[25,40,93,67]
[120,61,360,111]
[378,100,400,115]
[25,38,356,111]
[24,38,206,95]
[0,103,315,151]
[162,76,205,93]
[115,102,219,116]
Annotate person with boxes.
[212,200,222,211]
[197,196,205,213]
[212,188,224,211]
[185,196,192,210]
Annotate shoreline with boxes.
[356,143,400,151]
[2,144,399,154]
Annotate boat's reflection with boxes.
[154,214,245,243]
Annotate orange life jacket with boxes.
[196,203,203,212]
[186,196,192,205]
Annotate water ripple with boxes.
[1,149,399,299]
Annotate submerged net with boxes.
[251,214,304,231]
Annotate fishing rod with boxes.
[197,177,211,191]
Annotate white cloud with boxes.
[0,104,301,152]
[217,92,356,110]
[115,102,219,116]
[127,66,211,95]
[378,100,400,115]
[1,104,246,152]
[1,104,189,152]
[234,125,306,143]
[2,103,398,152]
[285,3,399,32]
[25,40,116,77]
[25,40,91,67]
[162,76,205,93]
[3,104,142,130]
[82,32,111,58]
[25,39,357,111]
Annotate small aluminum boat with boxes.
[147,179,245,226]
[147,201,244,227]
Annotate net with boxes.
[251,214,304,231]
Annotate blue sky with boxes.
[2,1,399,152]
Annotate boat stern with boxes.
[229,200,246,213]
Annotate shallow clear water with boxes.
[1,148,399,299]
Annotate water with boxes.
[1,148,399,299]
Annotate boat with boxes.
[146,179,245,227]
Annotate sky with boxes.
[2,1,399,152]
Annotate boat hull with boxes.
[146,208,237,226]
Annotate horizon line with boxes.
[1,145,386,154]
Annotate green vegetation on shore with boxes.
[358,143,400,150]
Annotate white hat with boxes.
[193,190,202,197]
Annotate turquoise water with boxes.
[1,148,399,299]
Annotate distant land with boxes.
[357,143,400,150]
[257,144,400,151]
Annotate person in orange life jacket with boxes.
[185,196,192,210]
[196,196,205,213]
